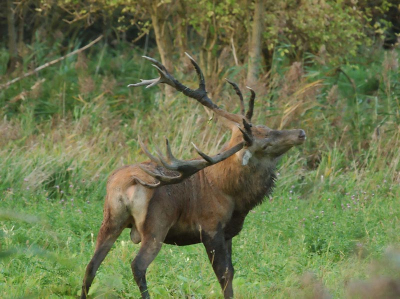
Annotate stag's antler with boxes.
[136,138,244,188]
[224,79,255,122]
[128,53,256,124]
[129,54,256,187]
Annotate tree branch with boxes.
[0,35,103,91]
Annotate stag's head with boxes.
[214,78,305,166]
[128,53,305,187]
[229,125,306,167]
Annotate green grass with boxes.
[1,41,400,298]
[1,165,399,298]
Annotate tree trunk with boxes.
[149,3,174,96]
[199,16,218,82]
[175,0,188,54]
[151,14,173,71]
[6,0,20,74]
[17,4,26,54]
[247,0,264,85]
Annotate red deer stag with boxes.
[81,53,306,298]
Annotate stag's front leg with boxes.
[202,225,234,299]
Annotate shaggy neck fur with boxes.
[206,150,277,212]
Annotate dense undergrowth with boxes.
[0,41,400,298]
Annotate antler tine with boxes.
[226,79,246,117]
[243,118,252,132]
[127,79,158,88]
[133,176,161,188]
[245,86,256,121]
[210,141,245,162]
[142,56,168,72]
[184,52,206,92]
[138,137,161,164]
[192,142,245,165]
[237,119,254,146]
[151,64,171,81]
[139,164,170,182]
[154,146,178,171]
[127,57,176,89]
[164,138,177,163]
[237,127,253,146]
[191,142,214,164]
[152,139,182,172]
[139,164,183,184]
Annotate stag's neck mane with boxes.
[205,150,277,212]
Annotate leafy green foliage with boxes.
[3,0,396,72]
[263,0,366,61]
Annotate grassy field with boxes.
[1,42,400,298]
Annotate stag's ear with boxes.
[242,150,252,166]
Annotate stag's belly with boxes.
[162,209,247,246]
[164,229,202,246]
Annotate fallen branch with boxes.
[0,35,103,91]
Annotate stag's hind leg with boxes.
[131,231,166,299]
[130,204,173,299]
[81,207,129,299]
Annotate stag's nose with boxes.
[298,129,306,140]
